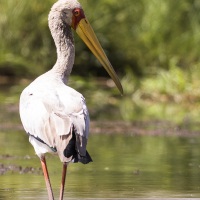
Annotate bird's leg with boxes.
[40,156,54,200]
[59,162,68,200]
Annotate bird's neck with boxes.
[49,14,75,84]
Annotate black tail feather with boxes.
[77,151,93,164]
[63,129,92,164]
[69,150,93,164]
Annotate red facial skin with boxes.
[71,8,86,30]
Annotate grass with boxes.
[119,64,200,128]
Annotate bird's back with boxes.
[19,73,92,164]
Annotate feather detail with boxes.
[19,75,92,164]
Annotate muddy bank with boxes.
[1,103,200,136]
[0,154,42,175]
[1,119,200,137]
[0,163,41,175]
[90,120,200,136]
[1,120,200,136]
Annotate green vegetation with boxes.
[0,0,200,124]
[1,0,200,75]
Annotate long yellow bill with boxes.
[76,18,123,95]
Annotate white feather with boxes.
[19,72,90,160]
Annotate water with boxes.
[0,130,200,199]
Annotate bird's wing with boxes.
[19,83,90,159]
[49,86,90,157]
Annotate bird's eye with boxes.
[73,8,80,17]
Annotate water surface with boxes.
[0,130,200,199]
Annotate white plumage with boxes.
[19,0,122,199]
[20,71,90,162]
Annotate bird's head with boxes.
[51,0,123,95]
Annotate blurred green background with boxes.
[0,0,200,125]
[1,1,200,198]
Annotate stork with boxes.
[19,0,123,199]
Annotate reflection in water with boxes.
[0,131,200,199]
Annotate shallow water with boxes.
[0,131,200,199]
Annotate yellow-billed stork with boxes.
[19,0,123,199]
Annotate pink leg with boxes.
[59,162,67,200]
[40,157,54,200]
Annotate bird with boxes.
[19,0,123,200]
